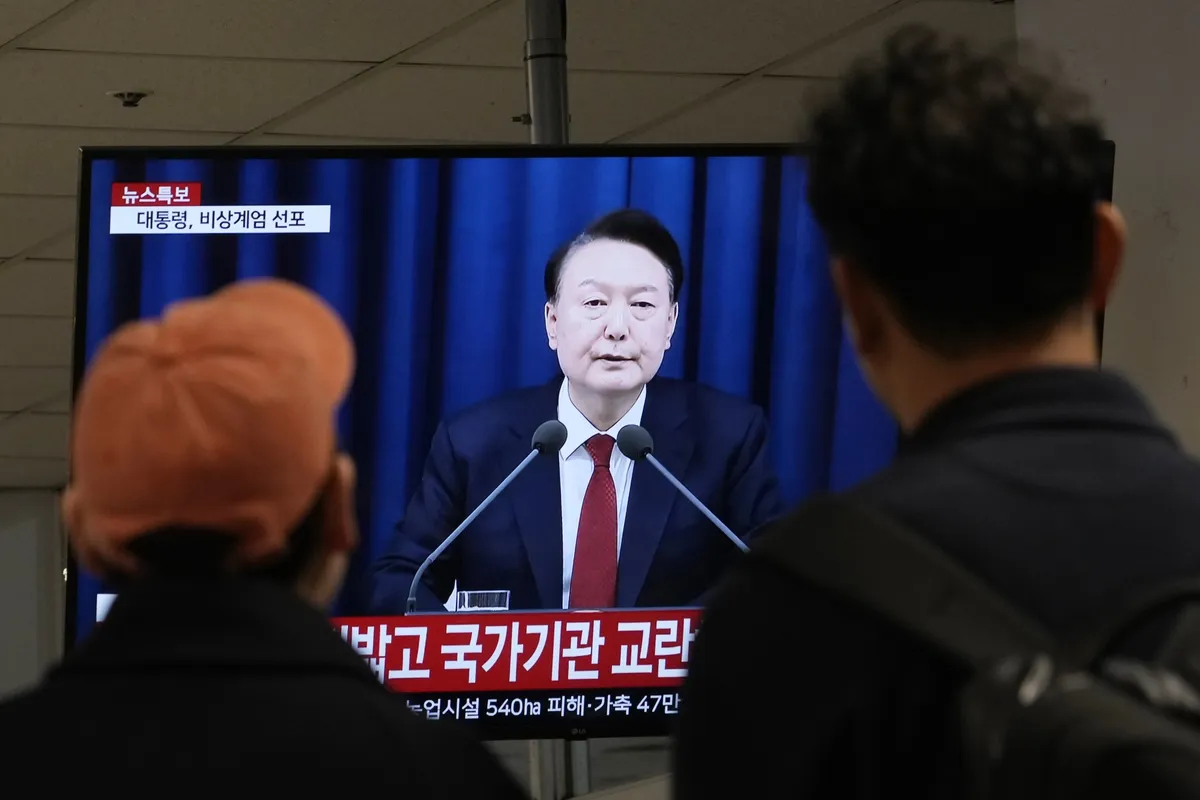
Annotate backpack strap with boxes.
[751,496,1056,670]
[1158,605,1200,681]
[1066,578,1200,670]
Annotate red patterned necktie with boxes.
[569,434,618,609]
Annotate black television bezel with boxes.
[65,142,808,740]
[66,139,1117,737]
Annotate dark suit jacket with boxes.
[0,577,527,795]
[371,377,784,613]
[674,368,1200,800]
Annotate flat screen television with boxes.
[69,144,902,739]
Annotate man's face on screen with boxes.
[545,239,678,396]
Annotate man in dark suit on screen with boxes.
[370,209,784,613]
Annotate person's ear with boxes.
[1092,202,1127,310]
[545,301,559,351]
[294,455,359,609]
[61,485,139,579]
[321,454,358,555]
[59,487,98,575]
[831,258,886,358]
[665,301,678,349]
[61,487,81,543]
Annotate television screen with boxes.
[71,145,898,738]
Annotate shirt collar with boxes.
[902,366,1172,454]
[557,378,647,459]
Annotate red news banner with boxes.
[111,182,202,206]
[331,608,700,694]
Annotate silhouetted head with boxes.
[805,25,1124,428]
[64,279,360,609]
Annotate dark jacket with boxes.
[372,376,784,612]
[0,575,528,795]
[673,368,1200,800]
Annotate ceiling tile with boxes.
[0,367,70,413]
[0,458,68,489]
[0,0,73,44]
[274,65,728,143]
[407,0,896,73]
[772,0,1015,77]
[274,66,528,142]
[0,51,364,132]
[37,393,70,414]
[23,232,76,261]
[0,317,73,367]
[570,72,730,143]
[0,195,75,258]
[26,0,497,63]
[0,259,74,317]
[626,76,822,144]
[400,0,524,69]
[0,413,69,459]
[0,126,232,197]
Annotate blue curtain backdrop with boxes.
[74,152,897,639]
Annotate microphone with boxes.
[616,424,750,554]
[405,419,568,614]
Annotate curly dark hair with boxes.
[805,25,1110,356]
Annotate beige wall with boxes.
[1018,0,1200,449]
[0,490,64,700]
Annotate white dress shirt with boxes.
[557,378,646,609]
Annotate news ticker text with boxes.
[400,690,685,739]
[110,205,332,235]
[406,689,680,721]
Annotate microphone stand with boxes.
[643,454,750,553]
[405,449,540,614]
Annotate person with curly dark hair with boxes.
[674,25,1200,799]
